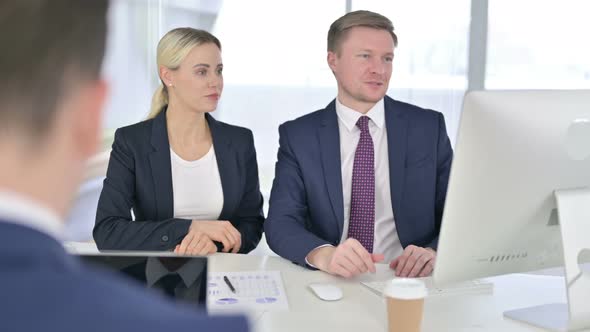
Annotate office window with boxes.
[212,0,345,196]
[486,0,590,89]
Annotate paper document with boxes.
[207,271,288,311]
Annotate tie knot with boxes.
[356,116,370,132]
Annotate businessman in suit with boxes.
[0,1,248,331]
[265,10,453,279]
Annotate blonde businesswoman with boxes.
[94,28,264,255]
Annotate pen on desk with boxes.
[223,275,236,293]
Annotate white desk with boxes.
[207,253,576,332]
[64,243,580,331]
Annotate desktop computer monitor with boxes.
[433,90,590,331]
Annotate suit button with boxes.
[161,235,169,242]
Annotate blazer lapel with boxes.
[207,114,239,220]
[149,110,174,220]
[385,97,408,220]
[318,101,345,238]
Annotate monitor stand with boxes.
[504,188,590,331]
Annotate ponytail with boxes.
[147,84,168,119]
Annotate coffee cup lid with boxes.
[383,278,427,300]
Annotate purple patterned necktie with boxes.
[347,116,375,253]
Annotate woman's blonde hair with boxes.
[147,28,221,119]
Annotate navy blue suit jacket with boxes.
[0,221,248,332]
[94,110,264,253]
[265,96,453,266]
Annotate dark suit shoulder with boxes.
[114,117,154,143]
[59,264,236,324]
[385,96,443,120]
[113,116,254,142]
[209,117,256,156]
[279,107,326,132]
[4,263,247,330]
[211,118,254,140]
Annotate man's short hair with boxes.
[327,10,398,54]
[0,0,109,138]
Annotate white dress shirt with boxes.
[0,191,63,240]
[336,98,403,262]
[170,146,224,221]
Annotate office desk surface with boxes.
[207,253,573,332]
[64,243,578,332]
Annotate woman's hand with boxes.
[184,220,242,253]
[174,229,217,256]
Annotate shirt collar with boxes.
[0,190,63,240]
[335,98,385,132]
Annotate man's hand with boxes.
[307,238,384,278]
[175,230,217,256]
[188,220,242,253]
[390,245,436,278]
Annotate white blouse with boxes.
[170,146,224,221]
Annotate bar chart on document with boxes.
[207,271,289,311]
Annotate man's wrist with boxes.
[306,246,335,271]
[189,220,198,231]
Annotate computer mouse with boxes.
[308,283,343,301]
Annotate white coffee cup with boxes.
[383,278,427,332]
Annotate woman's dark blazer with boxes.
[93,110,265,253]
